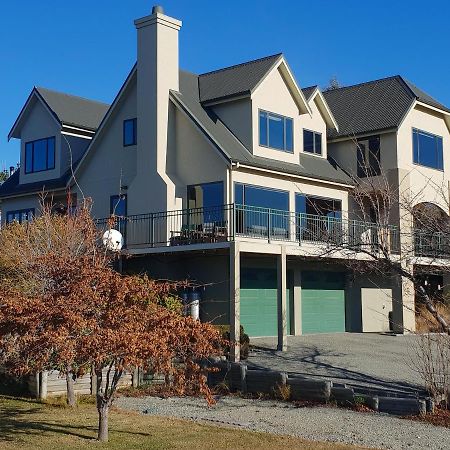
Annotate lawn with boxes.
[0,395,364,450]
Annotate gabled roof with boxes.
[323,75,450,139]
[8,87,110,140]
[302,85,318,101]
[171,71,352,187]
[198,53,283,104]
[36,87,110,131]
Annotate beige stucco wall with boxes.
[169,107,229,208]
[328,131,397,178]
[397,104,450,211]
[251,66,327,164]
[212,99,253,150]
[19,99,61,184]
[74,78,138,218]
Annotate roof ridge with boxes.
[35,86,110,106]
[323,75,406,94]
[198,53,282,78]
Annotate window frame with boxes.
[302,129,323,156]
[258,109,294,153]
[235,182,290,211]
[24,136,56,174]
[412,128,444,171]
[295,193,342,218]
[6,208,35,224]
[123,118,137,147]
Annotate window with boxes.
[303,130,322,155]
[357,136,381,177]
[6,208,34,224]
[296,194,342,242]
[413,128,443,170]
[123,118,137,146]
[235,183,290,238]
[187,182,224,224]
[259,110,293,152]
[24,137,55,173]
[110,194,127,217]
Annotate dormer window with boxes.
[259,110,293,152]
[25,136,55,174]
[303,130,322,155]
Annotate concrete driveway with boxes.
[247,333,427,397]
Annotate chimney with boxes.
[132,6,182,213]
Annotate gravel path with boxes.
[116,395,450,450]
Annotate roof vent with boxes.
[152,5,164,14]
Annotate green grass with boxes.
[0,395,365,449]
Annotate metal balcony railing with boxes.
[96,204,401,255]
[414,229,450,258]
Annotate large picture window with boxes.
[235,183,290,239]
[413,128,443,170]
[25,137,55,173]
[259,110,293,152]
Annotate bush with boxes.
[215,325,250,360]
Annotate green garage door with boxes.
[301,271,345,334]
[241,268,291,337]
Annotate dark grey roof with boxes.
[402,78,450,113]
[302,85,318,101]
[198,53,282,104]
[324,75,450,139]
[0,168,71,199]
[173,71,353,186]
[36,87,110,131]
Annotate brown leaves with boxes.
[0,199,225,404]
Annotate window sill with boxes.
[412,162,444,172]
[258,144,294,154]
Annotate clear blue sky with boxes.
[1,0,449,169]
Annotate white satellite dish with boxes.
[102,229,124,252]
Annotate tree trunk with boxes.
[97,402,109,442]
[66,367,76,407]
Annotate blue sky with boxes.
[1,0,449,169]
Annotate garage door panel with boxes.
[301,271,345,334]
[241,268,291,337]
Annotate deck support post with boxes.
[229,241,241,362]
[277,246,288,351]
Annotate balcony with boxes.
[97,204,401,256]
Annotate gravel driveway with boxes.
[116,395,450,450]
[248,333,426,396]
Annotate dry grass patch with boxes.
[416,304,450,333]
[0,395,365,450]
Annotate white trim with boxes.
[328,127,397,143]
[251,56,311,116]
[8,89,61,140]
[61,124,95,134]
[61,131,93,139]
[234,163,354,189]
[309,89,339,131]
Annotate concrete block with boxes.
[331,386,355,405]
[287,377,331,402]
[246,369,286,394]
[378,397,426,416]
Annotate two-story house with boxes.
[2,5,449,360]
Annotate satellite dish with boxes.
[102,229,124,252]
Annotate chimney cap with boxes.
[152,5,164,14]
